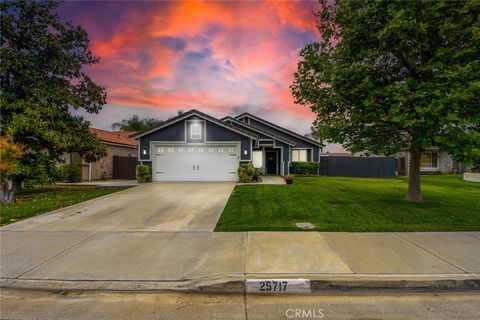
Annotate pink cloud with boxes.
[60,1,321,133]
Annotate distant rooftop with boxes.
[90,128,138,147]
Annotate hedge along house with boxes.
[133,109,323,182]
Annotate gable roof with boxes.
[222,116,295,146]
[132,109,258,140]
[90,128,138,148]
[234,113,324,147]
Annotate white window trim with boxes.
[190,123,202,140]
[291,149,308,162]
[420,151,438,170]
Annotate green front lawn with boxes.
[0,185,130,225]
[215,175,480,232]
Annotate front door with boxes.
[265,151,278,175]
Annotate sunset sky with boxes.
[58,1,321,134]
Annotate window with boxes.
[177,147,184,152]
[420,152,438,168]
[218,147,224,153]
[227,147,235,153]
[252,151,263,168]
[190,123,202,139]
[208,147,214,153]
[291,149,308,162]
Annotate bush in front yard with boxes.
[57,164,82,183]
[238,163,260,183]
[136,164,151,183]
[290,162,319,175]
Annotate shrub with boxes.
[57,164,82,183]
[238,163,260,183]
[136,164,151,183]
[284,175,295,185]
[290,162,319,175]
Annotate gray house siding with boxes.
[139,120,185,161]
[205,121,252,161]
[138,114,251,162]
[244,117,320,162]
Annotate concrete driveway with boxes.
[2,182,235,232]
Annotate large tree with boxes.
[292,0,480,202]
[111,115,163,132]
[1,0,107,189]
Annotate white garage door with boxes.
[153,145,239,181]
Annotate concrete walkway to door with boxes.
[2,182,235,232]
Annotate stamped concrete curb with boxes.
[2,273,479,294]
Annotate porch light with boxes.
[142,148,147,155]
[244,149,248,155]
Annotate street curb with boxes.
[2,274,479,294]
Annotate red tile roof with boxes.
[90,128,138,148]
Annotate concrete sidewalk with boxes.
[1,230,479,293]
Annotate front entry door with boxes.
[265,151,278,175]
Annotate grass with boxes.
[215,175,480,232]
[0,185,130,226]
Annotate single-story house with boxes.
[64,128,138,181]
[133,109,323,181]
[397,148,464,175]
[320,142,463,175]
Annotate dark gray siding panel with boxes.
[138,120,185,160]
[246,117,320,162]
[229,123,271,140]
[319,156,395,178]
[206,121,251,160]
[139,114,249,161]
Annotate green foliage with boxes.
[112,115,163,132]
[283,175,295,185]
[21,164,51,190]
[136,164,151,183]
[238,163,260,183]
[0,136,23,184]
[290,162,319,175]
[292,0,480,162]
[0,0,107,187]
[57,164,82,183]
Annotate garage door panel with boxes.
[153,144,239,181]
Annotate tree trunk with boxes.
[405,148,422,203]
[12,178,22,193]
[1,182,15,204]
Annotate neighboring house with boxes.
[133,109,323,181]
[319,142,461,175]
[64,128,138,181]
[397,148,463,175]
